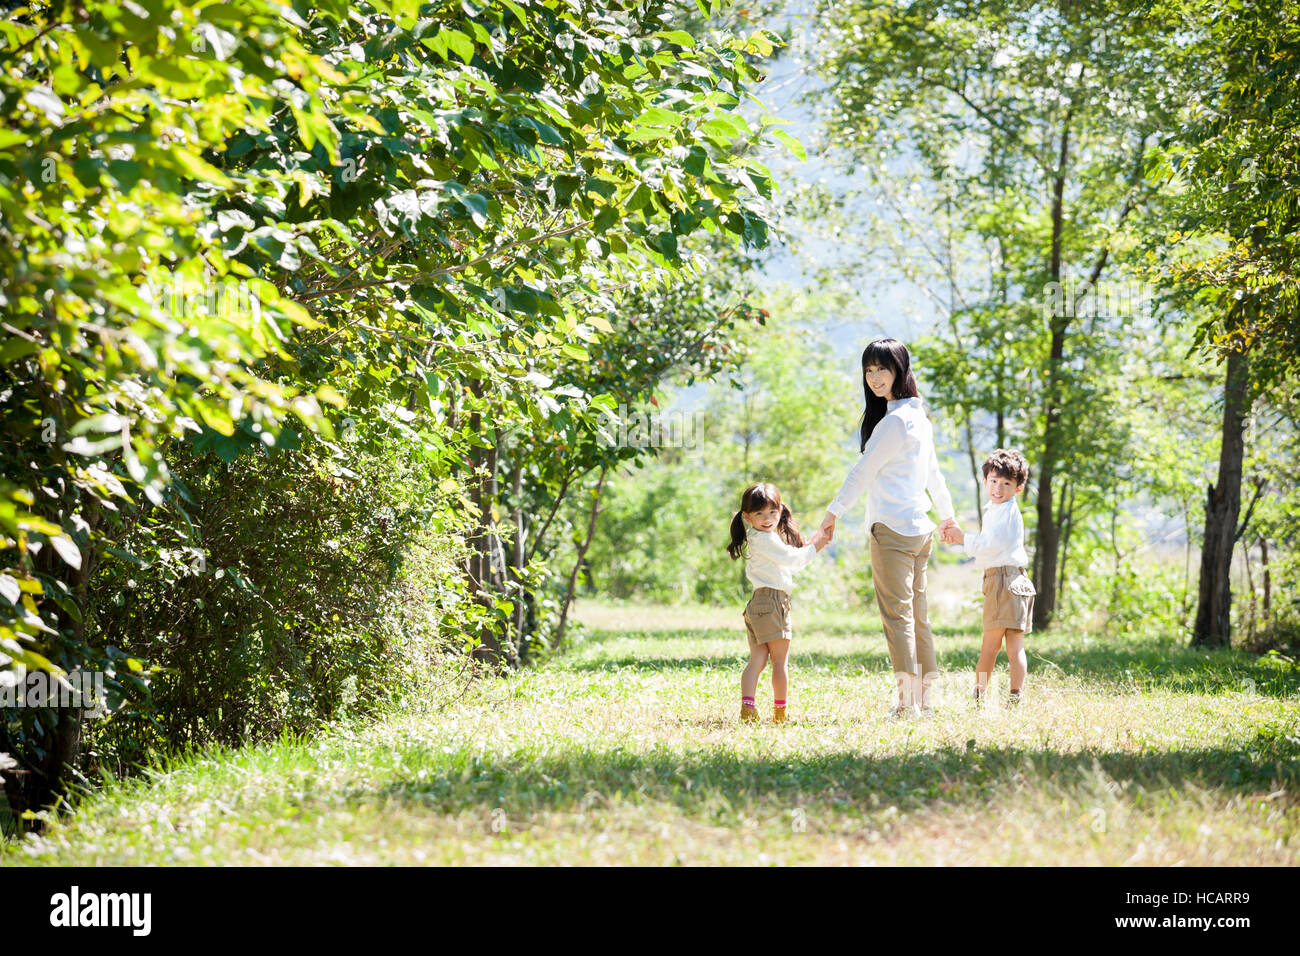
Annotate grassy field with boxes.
[4,596,1298,865]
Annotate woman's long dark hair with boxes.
[726,482,807,559]
[858,338,920,452]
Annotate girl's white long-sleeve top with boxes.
[744,528,817,593]
[962,498,1030,570]
[825,397,955,536]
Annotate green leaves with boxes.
[0,0,787,803]
[170,147,235,188]
[768,127,806,163]
[1163,1,1300,380]
[653,30,697,49]
[0,0,343,733]
[423,28,476,65]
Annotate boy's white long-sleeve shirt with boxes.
[744,528,817,593]
[962,498,1030,570]
[826,397,955,536]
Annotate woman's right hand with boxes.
[819,511,836,538]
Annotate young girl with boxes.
[726,482,831,724]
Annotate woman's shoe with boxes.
[888,701,920,720]
[1007,690,1023,706]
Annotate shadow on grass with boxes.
[575,625,897,646]
[367,728,1300,820]
[1028,642,1300,698]
[563,649,968,673]
[570,626,1300,699]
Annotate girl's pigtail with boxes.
[776,502,807,548]
[727,510,748,560]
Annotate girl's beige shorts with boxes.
[744,586,792,647]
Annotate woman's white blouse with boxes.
[962,498,1030,570]
[744,528,817,593]
[826,397,955,536]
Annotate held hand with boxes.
[938,516,961,545]
[819,511,836,538]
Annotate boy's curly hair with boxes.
[981,448,1029,487]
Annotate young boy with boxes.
[942,449,1036,704]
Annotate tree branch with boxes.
[1235,476,1266,541]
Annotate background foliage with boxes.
[2,0,1297,833]
[1,0,791,825]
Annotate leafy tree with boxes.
[1,0,346,818]
[806,0,1206,628]
[588,289,865,608]
[1152,0,1300,646]
[1,0,792,818]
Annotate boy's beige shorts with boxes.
[744,586,792,648]
[983,566,1036,632]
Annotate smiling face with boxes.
[744,503,781,532]
[864,362,897,400]
[983,469,1024,505]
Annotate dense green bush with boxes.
[79,415,484,780]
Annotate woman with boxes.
[819,338,958,718]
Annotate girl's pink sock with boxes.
[774,699,786,707]
[742,696,756,708]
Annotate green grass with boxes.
[4,600,1298,865]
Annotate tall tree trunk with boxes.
[554,466,608,649]
[1260,537,1271,625]
[965,413,982,529]
[510,460,526,663]
[1181,493,1194,625]
[1108,493,1122,611]
[1192,345,1250,648]
[996,237,1008,453]
[1031,128,1142,631]
[464,381,504,664]
[1033,122,1071,629]
[1242,535,1256,644]
[1057,481,1075,606]
[740,388,754,593]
